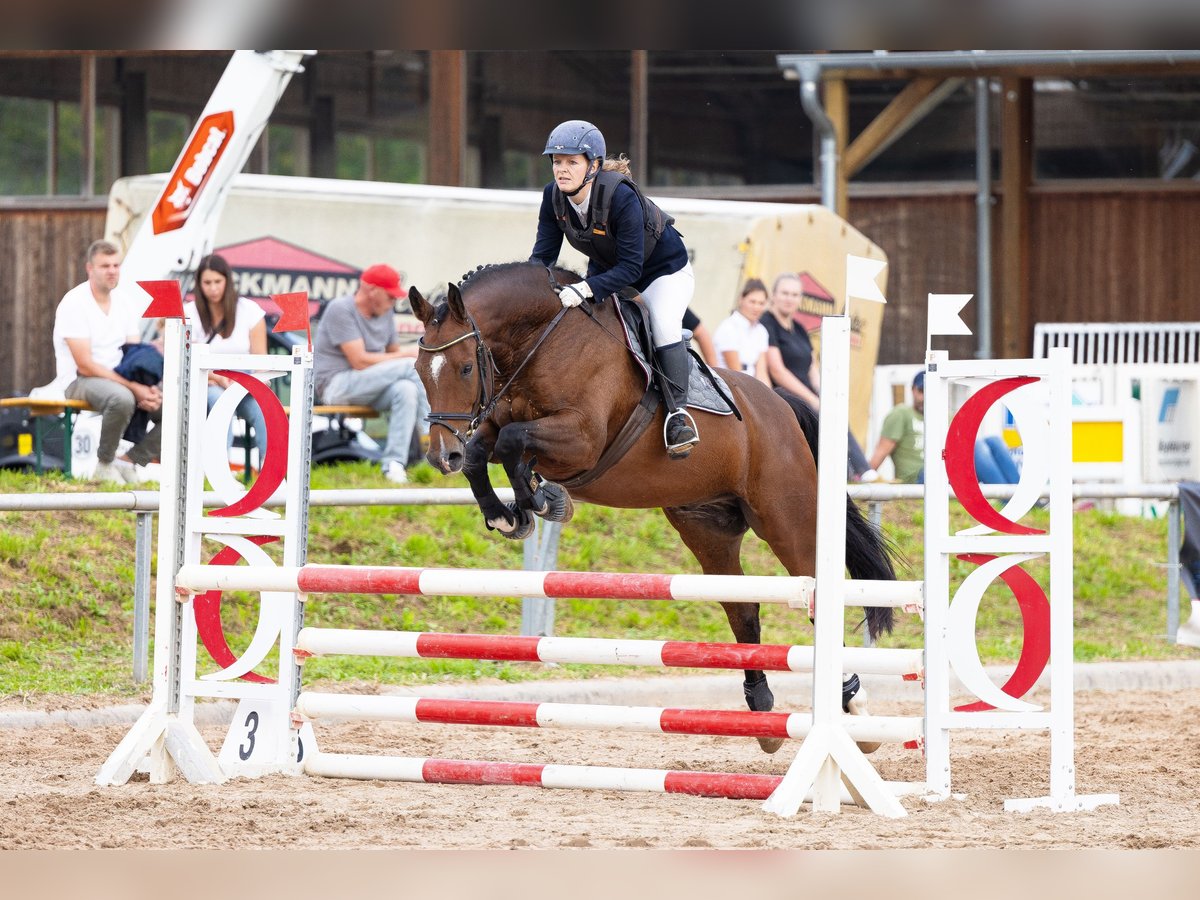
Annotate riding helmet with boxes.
[543,120,606,161]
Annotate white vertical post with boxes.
[763,316,905,819]
[809,315,851,812]
[1003,347,1118,812]
[97,316,227,786]
[922,351,952,799]
[1047,346,1074,803]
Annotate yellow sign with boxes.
[1072,420,1123,463]
[17,433,32,457]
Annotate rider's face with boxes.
[551,153,594,194]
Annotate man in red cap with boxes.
[313,263,428,483]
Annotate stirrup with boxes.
[663,409,699,459]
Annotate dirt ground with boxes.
[1,680,1197,851]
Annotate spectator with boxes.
[763,272,872,479]
[53,239,162,484]
[761,272,820,408]
[867,370,926,483]
[974,435,1020,485]
[185,254,269,468]
[312,264,429,484]
[712,278,771,384]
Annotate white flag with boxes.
[846,255,887,304]
[927,293,974,336]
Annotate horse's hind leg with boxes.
[748,491,882,753]
[663,504,784,754]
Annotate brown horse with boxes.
[408,262,895,752]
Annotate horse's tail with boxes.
[775,388,896,641]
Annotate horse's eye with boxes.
[460,364,473,377]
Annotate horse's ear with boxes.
[408,286,434,326]
[446,283,467,324]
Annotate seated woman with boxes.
[184,253,269,468]
[712,278,771,385]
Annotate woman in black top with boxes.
[762,273,872,478]
[761,273,821,411]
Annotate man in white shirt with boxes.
[54,240,162,484]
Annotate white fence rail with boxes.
[1033,321,1200,365]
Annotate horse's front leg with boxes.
[493,414,600,523]
[491,420,543,515]
[462,423,518,533]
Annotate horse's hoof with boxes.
[844,676,881,755]
[756,736,785,754]
[743,676,784,753]
[534,482,574,524]
[501,503,536,540]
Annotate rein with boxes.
[418,279,572,441]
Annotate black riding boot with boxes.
[654,341,699,458]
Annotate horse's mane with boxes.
[458,260,579,292]
[445,262,584,353]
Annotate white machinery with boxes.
[118,50,314,288]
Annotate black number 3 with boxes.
[239,710,260,760]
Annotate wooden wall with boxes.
[851,192,980,365]
[3,187,1199,395]
[851,185,1200,366]
[0,205,107,397]
[1028,187,1200,325]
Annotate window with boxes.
[334,133,425,183]
[148,110,189,173]
[0,96,116,195]
[1034,77,1200,180]
[374,137,424,183]
[0,97,51,195]
[267,124,307,176]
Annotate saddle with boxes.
[613,297,737,416]
[560,296,739,491]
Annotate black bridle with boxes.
[417,309,497,443]
[418,278,572,442]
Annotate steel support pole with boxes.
[132,511,154,683]
[1168,498,1182,641]
[975,77,993,360]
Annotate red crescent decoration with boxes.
[945,376,1044,535]
[953,553,1051,712]
[209,371,290,518]
[193,535,278,683]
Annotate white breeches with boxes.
[640,262,694,348]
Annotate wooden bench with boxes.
[0,398,386,480]
[0,397,93,477]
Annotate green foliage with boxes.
[0,465,1192,702]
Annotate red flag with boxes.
[271,291,312,350]
[138,280,185,319]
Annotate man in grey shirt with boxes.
[313,264,429,482]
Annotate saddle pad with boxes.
[613,297,735,416]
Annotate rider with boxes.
[529,119,699,458]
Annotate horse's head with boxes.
[410,282,490,473]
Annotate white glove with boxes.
[858,468,880,483]
[558,281,592,308]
